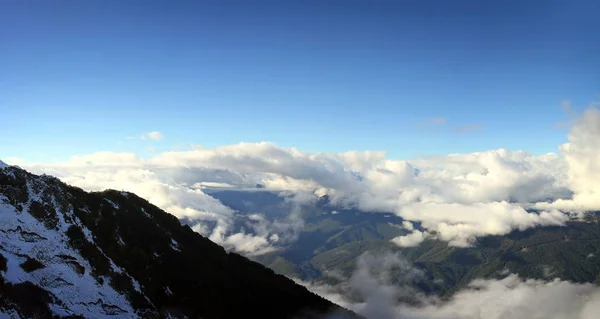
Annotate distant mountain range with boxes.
[0,164,358,318]
[208,189,600,300]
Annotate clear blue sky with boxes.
[1,1,598,162]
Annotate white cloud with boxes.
[408,275,600,319]
[401,221,414,231]
[349,252,423,319]
[396,202,567,247]
[10,104,600,250]
[536,107,600,212]
[300,252,600,319]
[297,252,423,319]
[391,230,427,247]
[192,182,236,189]
[8,144,571,250]
[141,131,164,141]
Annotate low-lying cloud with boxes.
[410,275,600,319]
[8,104,600,253]
[301,252,600,319]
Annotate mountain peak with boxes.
[0,160,7,169]
[0,165,357,318]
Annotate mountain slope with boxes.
[0,164,357,318]
[209,190,600,301]
[263,213,600,299]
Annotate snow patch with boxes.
[170,238,181,252]
[0,182,137,318]
[141,208,153,220]
[0,308,22,318]
[104,199,120,210]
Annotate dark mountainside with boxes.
[0,164,358,318]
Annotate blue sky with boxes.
[1,1,598,162]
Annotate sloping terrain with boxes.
[209,190,600,299]
[0,164,357,318]
[268,214,600,299]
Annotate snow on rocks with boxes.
[0,186,137,318]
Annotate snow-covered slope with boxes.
[0,165,142,318]
[0,201,136,317]
[0,162,354,319]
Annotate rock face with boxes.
[0,164,356,319]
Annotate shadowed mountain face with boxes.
[0,165,359,318]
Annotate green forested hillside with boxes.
[253,204,600,298]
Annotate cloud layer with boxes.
[412,275,600,319]
[301,252,600,319]
[8,105,600,252]
[535,107,600,211]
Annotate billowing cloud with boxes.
[401,221,414,231]
[297,252,424,319]
[396,202,567,247]
[141,131,165,141]
[301,252,600,319]
[536,107,600,211]
[7,105,600,251]
[391,230,427,247]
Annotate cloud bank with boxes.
[535,107,600,211]
[301,252,600,319]
[8,105,600,253]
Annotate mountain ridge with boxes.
[203,189,600,302]
[0,163,358,318]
